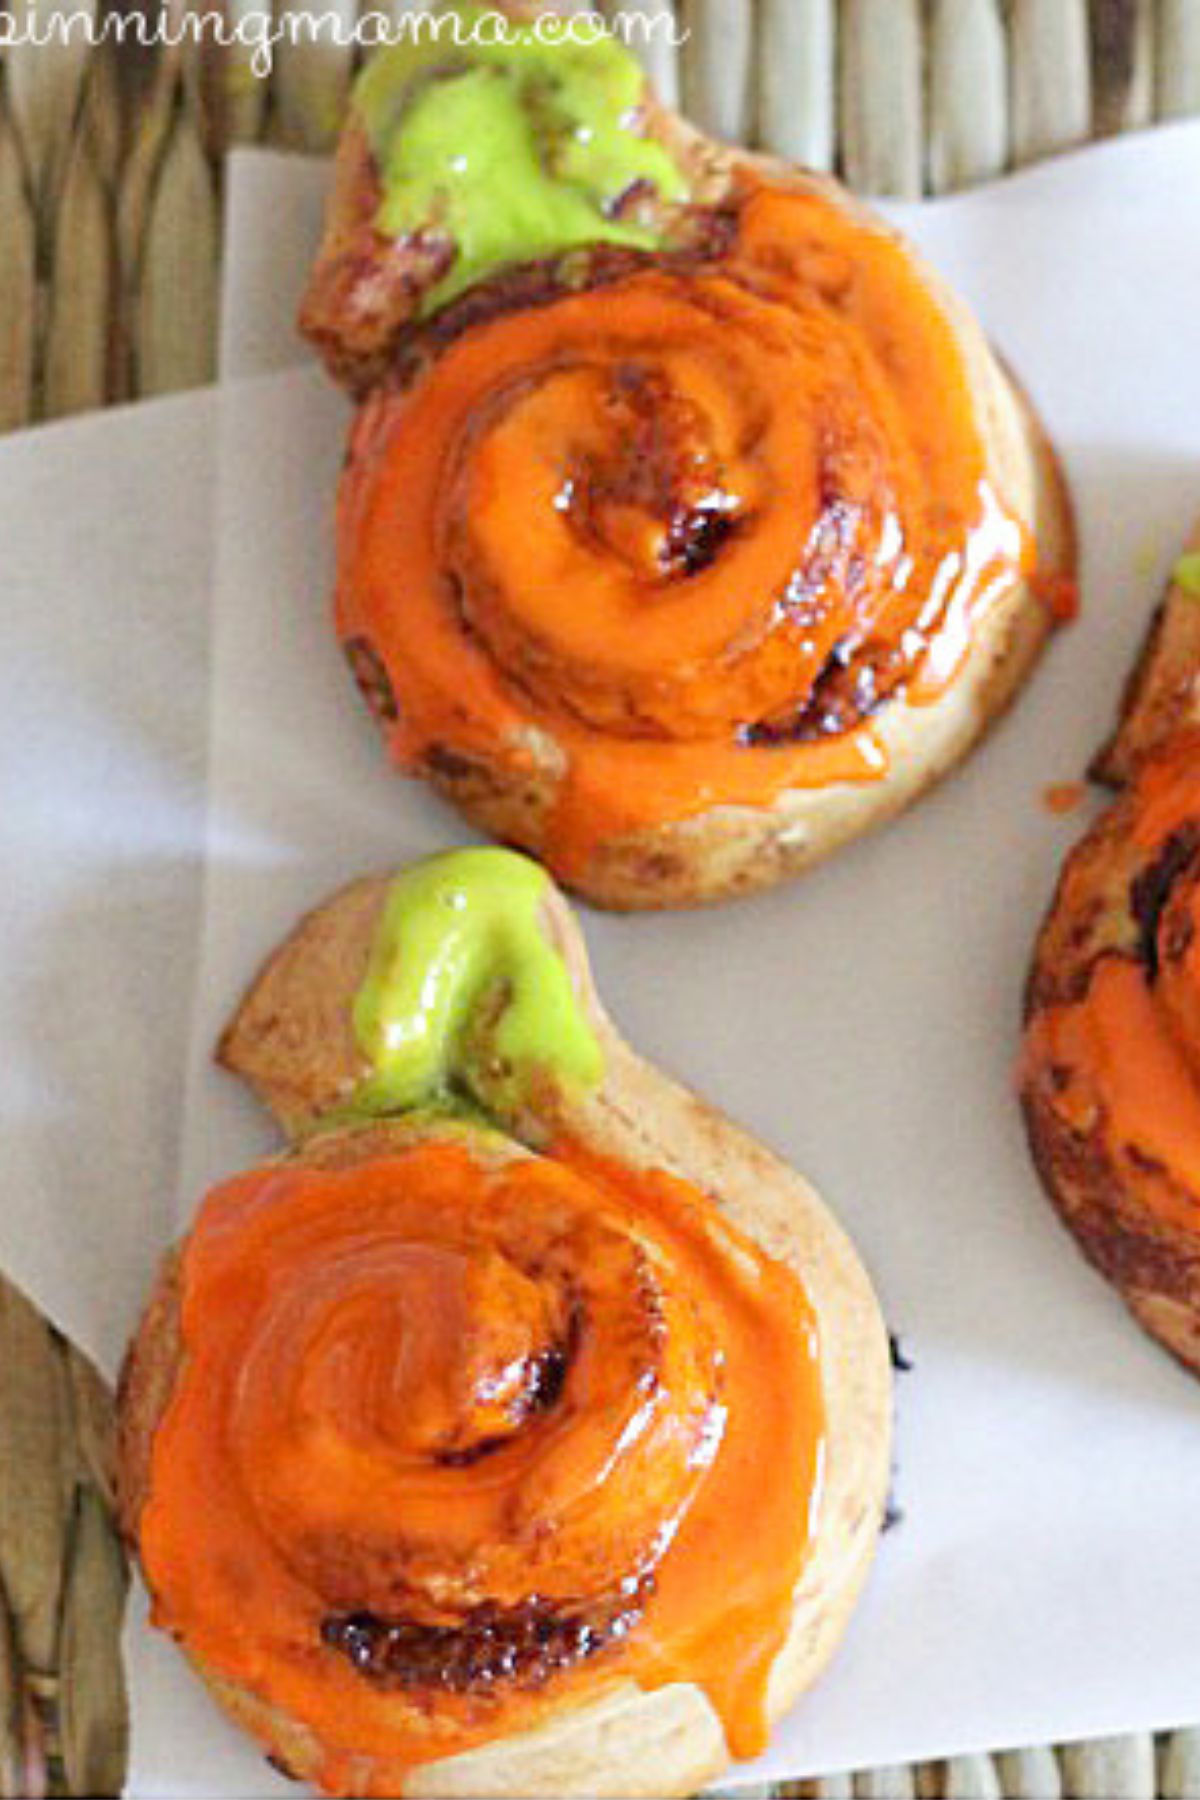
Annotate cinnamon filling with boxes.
[321,1576,650,1694]
[1130,823,1200,977]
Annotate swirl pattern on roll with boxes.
[1021,727,1200,1372]
[337,172,1036,880]
[137,1129,824,1791]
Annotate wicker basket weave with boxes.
[1,3,1198,1794]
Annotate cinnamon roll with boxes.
[1021,531,1200,1373]
[303,3,1076,908]
[120,849,891,1795]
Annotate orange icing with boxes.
[1042,780,1086,816]
[336,175,1048,883]
[1130,728,1200,851]
[1022,734,1200,1233]
[139,1136,823,1795]
[1032,570,1081,623]
[1023,958,1200,1234]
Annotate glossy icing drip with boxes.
[349,847,603,1117]
[354,2,687,313]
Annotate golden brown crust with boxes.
[298,118,453,397]
[116,1245,184,1540]
[213,875,386,1137]
[1022,796,1142,1015]
[129,877,892,1798]
[1021,1078,1200,1378]
[1093,520,1200,788]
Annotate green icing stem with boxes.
[349,848,604,1120]
[1175,552,1200,598]
[353,2,687,313]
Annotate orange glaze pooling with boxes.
[138,1136,823,1795]
[1022,735,1200,1235]
[336,174,1041,882]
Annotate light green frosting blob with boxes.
[349,847,604,1119]
[353,2,687,311]
[1175,552,1200,598]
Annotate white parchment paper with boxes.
[0,396,214,1378]
[3,123,1200,1798]
[199,125,1200,1789]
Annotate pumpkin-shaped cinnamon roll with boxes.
[1021,532,1200,1374]
[120,850,891,1796]
[302,3,1075,909]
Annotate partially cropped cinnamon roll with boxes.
[303,2,1076,908]
[120,849,891,1796]
[1021,531,1200,1375]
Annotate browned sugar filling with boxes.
[321,1577,652,1694]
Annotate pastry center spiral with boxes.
[230,1151,722,1624]
[288,1244,565,1465]
[437,264,911,742]
[561,365,741,584]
